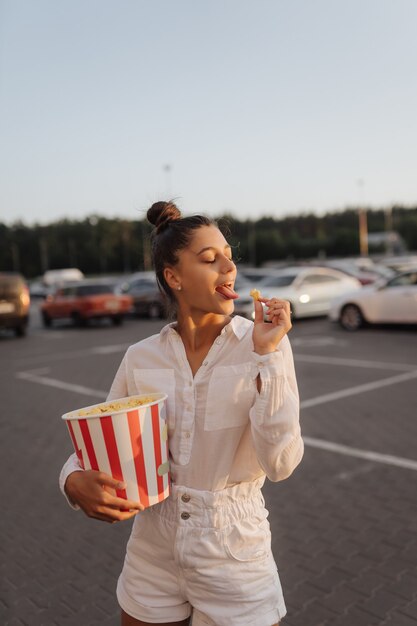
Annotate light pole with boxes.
[385,206,394,255]
[357,179,368,257]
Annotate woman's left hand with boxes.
[252,297,292,355]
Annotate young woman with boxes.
[60,201,304,626]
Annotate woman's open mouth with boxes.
[215,282,238,300]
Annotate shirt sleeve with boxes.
[58,353,129,508]
[59,452,82,510]
[249,334,304,482]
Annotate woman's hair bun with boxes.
[147,201,181,232]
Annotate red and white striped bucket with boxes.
[62,393,170,508]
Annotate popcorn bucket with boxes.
[62,393,170,508]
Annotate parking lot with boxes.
[1,304,417,626]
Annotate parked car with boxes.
[0,273,30,337]
[234,266,361,320]
[316,259,395,285]
[378,255,417,273]
[237,267,278,283]
[40,280,132,327]
[42,268,84,287]
[329,269,417,330]
[117,272,167,319]
[29,279,52,299]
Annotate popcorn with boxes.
[77,396,156,417]
[250,288,261,301]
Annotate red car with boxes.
[41,281,133,327]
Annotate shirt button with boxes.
[181,493,191,503]
[184,431,191,439]
[181,512,190,520]
[258,362,264,368]
[203,361,208,366]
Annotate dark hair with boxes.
[147,201,216,312]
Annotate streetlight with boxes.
[357,179,368,257]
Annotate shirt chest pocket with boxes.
[205,363,256,431]
[133,368,176,428]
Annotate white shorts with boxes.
[117,478,286,626]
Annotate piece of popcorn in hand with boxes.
[250,288,261,301]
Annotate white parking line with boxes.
[16,368,417,472]
[301,369,417,409]
[303,436,417,471]
[14,343,130,368]
[92,344,130,355]
[17,371,107,399]
[295,353,416,371]
[291,337,348,348]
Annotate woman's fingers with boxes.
[93,506,141,524]
[87,509,139,524]
[65,469,144,522]
[264,299,291,324]
[101,490,144,512]
[253,298,265,323]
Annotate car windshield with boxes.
[76,284,114,296]
[387,272,417,287]
[259,274,297,288]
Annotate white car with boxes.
[330,269,417,330]
[233,266,361,320]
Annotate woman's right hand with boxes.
[65,470,144,523]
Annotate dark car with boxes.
[117,272,167,319]
[0,273,30,337]
[40,280,133,327]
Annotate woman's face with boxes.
[165,225,238,317]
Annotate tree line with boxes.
[1,206,416,279]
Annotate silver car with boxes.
[329,269,417,330]
[233,266,361,320]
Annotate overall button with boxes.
[181,512,190,520]
[181,493,191,503]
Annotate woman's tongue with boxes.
[215,284,238,300]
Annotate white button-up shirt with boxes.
[60,316,303,497]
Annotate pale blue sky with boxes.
[1,0,416,224]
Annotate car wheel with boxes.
[42,312,52,328]
[111,315,123,326]
[340,304,364,331]
[148,302,162,320]
[15,324,27,337]
[72,312,86,327]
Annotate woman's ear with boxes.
[163,266,181,292]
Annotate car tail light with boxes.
[20,286,30,308]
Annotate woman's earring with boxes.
[177,286,182,291]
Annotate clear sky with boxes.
[1,0,416,225]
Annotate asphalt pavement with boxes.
[1,304,417,626]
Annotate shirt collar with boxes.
[228,315,252,340]
[159,315,251,343]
